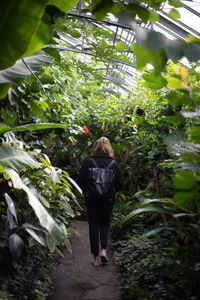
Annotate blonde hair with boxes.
[93,137,114,158]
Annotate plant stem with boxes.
[22,58,45,92]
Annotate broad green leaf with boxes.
[131,44,151,70]
[0,0,47,70]
[5,168,65,244]
[121,206,167,224]
[184,42,200,63]
[55,246,64,257]
[173,190,199,207]
[173,171,197,190]
[0,122,68,135]
[168,8,181,21]
[135,26,166,51]
[169,0,184,8]
[166,92,191,107]
[147,2,161,9]
[143,226,167,237]
[173,213,197,218]
[51,167,61,184]
[115,42,126,52]
[164,39,185,62]
[47,236,56,252]
[0,144,40,171]
[43,47,61,62]
[0,125,12,134]
[70,29,81,39]
[140,198,171,205]
[133,5,150,24]
[25,228,45,246]
[0,107,16,125]
[45,7,65,24]
[90,0,114,20]
[181,153,199,163]
[0,165,5,173]
[48,0,79,13]
[132,23,200,68]
[151,49,167,74]
[0,52,53,84]
[0,83,11,100]
[58,199,75,217]
[187,126,200,143]
[30,101,43,117]
[7,209,17,231]
[149,11,159,24]
[59,223,72,252]
[22,21,52,57]
[22,223,41,231]
[68,177,83,196]
[163,114,185,124]
[167,77,183,89]
[64,236,72,252]
[39,195,50,208]
[37,101,50,111]
[4,193,17,222]
[131,43,167,73]
[185,35,200,44]
[63,185,82,210]
[142,73,167,90]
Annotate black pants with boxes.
[86,202,113,257]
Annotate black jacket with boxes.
[77,153,124,204]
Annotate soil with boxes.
[47,220,121,300]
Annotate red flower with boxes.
[72,141,77,146]
[83,126,89,133]
[80,126,89,135]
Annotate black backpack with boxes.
[85,158,116,202]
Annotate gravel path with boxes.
[48,220,121,300]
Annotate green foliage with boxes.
[48,0,79,13]
[90,0,200,77]
[0,135,76,254]
[0,245,59,299]
[115,41,126,52]
[113,236,200,299]
[0,52,53,100]
[0,0,48,69]
[0,123,68,135]
[0,0,200,298]
[0,143,40,170]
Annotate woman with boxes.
[77,137,124,267]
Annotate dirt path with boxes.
[48,220,121,300]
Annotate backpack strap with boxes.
[89,158,98,168]
[89,158,115,169]
[106,160,115,170]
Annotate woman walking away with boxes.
[77,137,124,267]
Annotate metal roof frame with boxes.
[59,1,200,95]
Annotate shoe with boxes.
[100,251,109,264]
[92,258,100,267]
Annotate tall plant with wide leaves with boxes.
[0,131,81,258]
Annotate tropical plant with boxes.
[0,130,81,260]
[1,0,200,299]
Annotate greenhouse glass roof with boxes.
[58,1,200,94]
